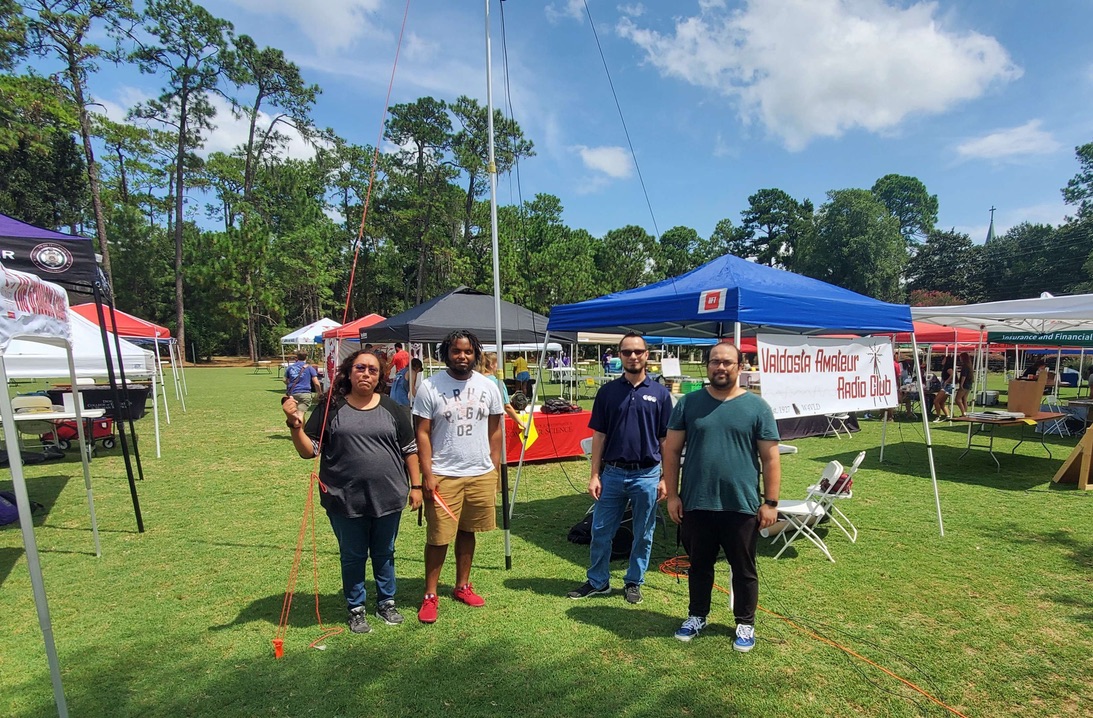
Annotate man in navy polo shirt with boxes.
[567,333,672,604]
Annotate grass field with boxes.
[1,367,1091,717]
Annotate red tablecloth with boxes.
[505,411,593,463]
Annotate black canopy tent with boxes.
[0,212,145,531]
[359,286,573,570]
[357,286,576,345]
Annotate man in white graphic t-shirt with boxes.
[412,329,503,624]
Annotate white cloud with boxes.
[617,0,1021,150]
[618,3,645,17]
[201,96,321,161]
[955,120,1061,160]
[546,0,585,23]
[712,132,737,159]
[574,145,633,178]
[96,90,321,162]
[224,0,383,54]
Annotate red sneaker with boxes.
[418,594,439,624]
[453,583,485,607]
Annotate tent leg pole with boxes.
[509,332,551,522]
[93,284,145,532]
[0,361,69,717]
[65,348,101,557]
[152,371,161,458]
[912,335,944,537]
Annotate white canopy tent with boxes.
[0,263,102,717]
[4,310,164,457]
[913,293,1093,403]
[281,317,340,359]
[912,293,1093,333]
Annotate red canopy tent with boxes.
[322,314,386,339]
[72,302,184,434]
[890,321,982,344]
[71,304,171,338]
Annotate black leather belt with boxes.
[604,460,658,470]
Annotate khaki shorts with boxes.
[292,392,314,415]
[425,469,498,546]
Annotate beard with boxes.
[708,373,734,388]
[624,363,645,375]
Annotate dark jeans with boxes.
[681,509,758,625]
[326,510,401,610]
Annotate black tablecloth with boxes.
[777,413,860,440]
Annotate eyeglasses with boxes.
[707,359,738,367]
[352,363,381,375]
[619,349,647,357]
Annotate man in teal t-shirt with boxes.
[662,341,781,651]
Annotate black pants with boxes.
[681,509,758,625]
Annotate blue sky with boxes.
[89,0,1093,243]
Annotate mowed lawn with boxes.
[1,367,1090,718]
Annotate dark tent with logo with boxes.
[0,212,144,533]
[0,212,98,288]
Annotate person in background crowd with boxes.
[283,349,421,634]
[412,330,503,624]
[391,343,410,373]
[954,352,974,417]
[513,352,531,395]
[408,358,424,404]
[933,357,956,422]
[1022,360,1046,379]
[567,333,672,605]
[284,350,321,422]
[480,352,526,433]
[662,341,780,649]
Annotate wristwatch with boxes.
[763,498,779,508]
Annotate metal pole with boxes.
[485,0,511,570]
[0,358,69,716]
[912,335,944,536]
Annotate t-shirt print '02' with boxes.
[412,370,503,477]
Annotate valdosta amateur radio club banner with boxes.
[757,334,898,419]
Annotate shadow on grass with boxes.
[0,474,70,524]
[565,604,692,639]
[210,579,430,632]
[0,545,21,586]
[503,576,576,596]
[812,439,1064,492]
[59,632,759,718]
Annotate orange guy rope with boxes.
[273,0,415,659]
[659,557,969,718]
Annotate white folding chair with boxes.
[823,413,851,439]
[1040,400,1072,437]
[805,451,863,543]
[10,395,61,453]
[769,460,844,562]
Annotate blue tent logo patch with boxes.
[698,288,727,314]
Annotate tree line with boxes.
[1,1,1091,360]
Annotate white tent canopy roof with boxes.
[3,310,153,378]
[281,317,340,346]
[912,293,1093,333]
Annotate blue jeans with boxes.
[587,463,660,589]
[326,510,401,610]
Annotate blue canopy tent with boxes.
[537,253,944,535]
[547,252,913,336]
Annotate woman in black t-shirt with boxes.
[283,349,421,634]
